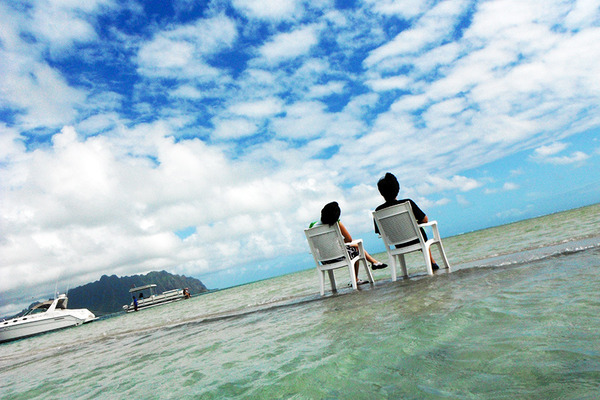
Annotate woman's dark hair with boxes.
[377,172,400,201]
[320,201,341,226]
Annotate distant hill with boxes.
[67,271,209,316]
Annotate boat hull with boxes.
[124,289,188,312]
[0,310,96,343]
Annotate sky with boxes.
[1,0,600,316]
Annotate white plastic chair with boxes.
[304,222,375,295]
[372,202,451,281]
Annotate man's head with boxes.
[377,172,400,201]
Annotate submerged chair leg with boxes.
[398,254,408,278]
[328,270,337,293]
[348,265,358,289]
[436,242,451,271]
[423,246,433,276]
[363,260,375,286]
[318,270,326,296]
[389,255,398,281]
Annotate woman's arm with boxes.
[338,221,353,243]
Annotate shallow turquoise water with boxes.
[1,204,599,399]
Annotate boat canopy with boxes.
[30,296,68,311]
[129,284,157,293]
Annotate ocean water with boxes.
[1,204,599,399]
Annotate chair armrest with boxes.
[418,220,441,240]
[348,239,365,256]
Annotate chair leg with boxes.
[398,254,408,278]
[348,265,358,290]
[363,259,375,286]
[436,242,451,271]
[328,270,337,292]
[318,270,325,296]
[422,247,433,276]
[389,254,398,281]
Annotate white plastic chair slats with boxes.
[376,207,420,246]
[310,229,345,262]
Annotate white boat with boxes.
[0,294,96,343]
[122,284,191,313]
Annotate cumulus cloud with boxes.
[137,14,237,78]
[258,24,321,64]
[228,98,285,118]
[366,76,412,92]
[307,81,346,98]
[531,142,590,164]
[484,182,520,194]
[212,118,259,139]
[271,101,334,139]
[363,0,428,19]
[232,0,300,20]
[364,0,469,67]
[417,175,483,195]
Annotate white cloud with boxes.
[417,175,483,195]
[137,14,237,79]
[307,81,346,98]
[363,0,428,19]
[534,142,568,157]
[0,56,87,129]
[564,0,600,29]
[258,25,320,64]
[539,151,589,165]
[228,98,284,118]
[171,85,204,99]
[30,2,99,51]
[0,124,24,161]
[212,118,259,139]
[364,0,469,67]
[232,0,299,20]
[484,181,519,194]
[531,142,590,165]
[366,76,412,92]
[271,101,334,139]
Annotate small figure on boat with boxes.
[122,284,191,313]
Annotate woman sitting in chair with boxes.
[310,201,387,284]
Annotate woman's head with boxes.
[377,172,400,201]
[320,201,341,226]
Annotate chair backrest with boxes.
[304,223,347,263]
[373,202,422,247]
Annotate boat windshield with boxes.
[21,307,48,317]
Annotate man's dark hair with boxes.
[320,201,341,226]
[377,172,400,201]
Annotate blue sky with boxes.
[1,0,600,315]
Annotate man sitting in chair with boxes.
[374,173,439,270]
